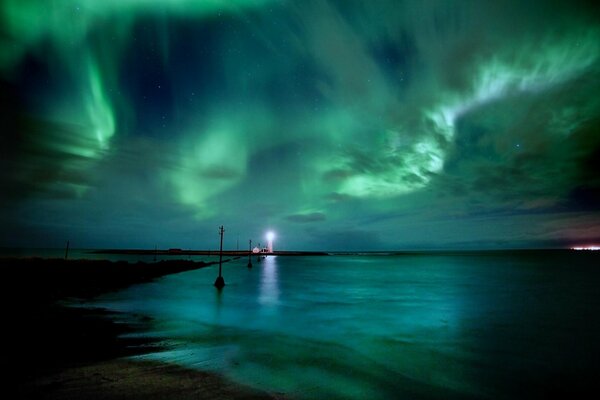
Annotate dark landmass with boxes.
[2,257,220,301]
[0,257,280,399]
[90,248,584,258]
[91,249,329,256]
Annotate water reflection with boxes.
[212,285,223,322]
[87,253,600,399]
[259,256,279,306]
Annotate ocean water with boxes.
[88,252,599,399]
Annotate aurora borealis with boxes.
[1,0,599,250]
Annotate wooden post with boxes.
[214,226,225,288]
[248,239,253,268]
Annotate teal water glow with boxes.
[90,253,600,399]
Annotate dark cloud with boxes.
[286,213,327,223]
[304,227,384,251]
[0,116,100,203]
[565,186,600,212]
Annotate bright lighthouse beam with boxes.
[266,231,275,253]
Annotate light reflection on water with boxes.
[89,253,600,399]
[259,256,279,307]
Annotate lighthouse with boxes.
[266,231,275,253]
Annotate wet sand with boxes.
[1,257,280,399]
[18,360,282,400]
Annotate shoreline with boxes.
[1,257,218,301]
[17,359,284,400]
[2,257,280,399]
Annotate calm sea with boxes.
[85,251,598,399]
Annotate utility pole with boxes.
[64,240,70,260]
[248,239,253,268]
[214,226,225,289]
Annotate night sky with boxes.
[1,0,599,251]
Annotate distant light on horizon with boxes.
[571,246,600,251]
[266,231,275,241]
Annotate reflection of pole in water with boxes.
[248,239,253,268]
[210,286,224,326]
[214,226,225,289]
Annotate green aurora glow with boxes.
[1,0,599,250]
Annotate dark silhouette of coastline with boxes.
[2,257,277,399]
[91,249,330,256]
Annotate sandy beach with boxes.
[18,360,281,400]
[2,257,280,399]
